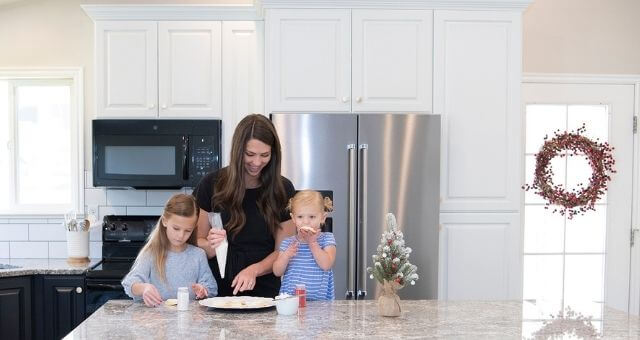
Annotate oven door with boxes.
[85,278,131,317]
[93,134,188,189]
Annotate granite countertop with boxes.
[63,299,640,339]
[0,258,99,277]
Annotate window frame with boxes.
[0,68,84,217]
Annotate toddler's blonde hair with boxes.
[287,190,333,213]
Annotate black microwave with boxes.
[92,119,221,189]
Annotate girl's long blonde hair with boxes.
[134,194,199,282]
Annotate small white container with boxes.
[275,294,298,316]
[177,287,189,311]
[66,230,89,261]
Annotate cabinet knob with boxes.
[76,287,83,294]
[161,104,167,109]
[355,97,362,103]
[341,96,350,103]
[148,104,155,109]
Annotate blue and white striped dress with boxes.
[279,233,336,301]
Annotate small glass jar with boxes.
[295,284,306,308]
[177,287,189,311]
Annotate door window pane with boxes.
[523,255,563,319]
[0,81,9,208]
[565,206,606,253]
[567,105,608,143]
[525,104,566,154]
[564,254,604,319]
[524,205,564,253]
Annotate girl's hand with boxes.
[298,226,319,243]
[283,241,298,259]
[231,266,258,295]
[141,283,163,307]
[192,283,208,299]
[207,228,227,252]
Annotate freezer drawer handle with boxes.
[358,144,368,299]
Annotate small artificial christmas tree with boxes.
[366,213,419,316]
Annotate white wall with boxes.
[523,0,640,74]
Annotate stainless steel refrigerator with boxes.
[271,113,440,300]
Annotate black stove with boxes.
[85,215,157,316]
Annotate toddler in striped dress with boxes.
[273,190,336,300]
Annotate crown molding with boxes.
[261,0,533,10]
[81,4,263,21]
[523,73,640,85]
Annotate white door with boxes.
[158,21,222,118]
[96,21,158,118]
[522,82,635,321]
[352,10,432,113]
[266,9,351,113]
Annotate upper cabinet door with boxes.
[96,21,158,117]
[434,10,522,212]
[266,9,351,113]
[352,10,433,113]
[158,22,222,118]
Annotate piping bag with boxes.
[208,212,228,279]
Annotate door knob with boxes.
[342,96,350,103]
[76,287,83,294]
[148,104,155,109]
[355,97,362,103]
[161,104,167,109]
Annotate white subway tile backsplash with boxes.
[47,218,65,224]
[8,218,48,224]
[0,242,9,257]
[85,170,93,188]
[90,226,102,241]
[0,224,29,241]
[29,224,67,241]
[98,206,126,222]
[146,190,183,206]
[90,242,102,259]
[0,219,8,223]
[48,242,67,259]
[127,206,163,216]
[85,188,107,205]
[106,189,146,206]
[10,242,48,258]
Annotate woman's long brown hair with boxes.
[135,194,199,282]
[212,114,287,239]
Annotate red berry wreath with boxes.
[523,125,615,219]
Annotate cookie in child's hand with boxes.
[299,226,318,234]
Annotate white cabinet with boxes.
[266,9,433,113]
[159,22,221,118]
[438,212,522,300]
[96,21,157,117]
[96,21,222,118]
[434,10,522,212]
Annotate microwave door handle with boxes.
[182,136,189,180]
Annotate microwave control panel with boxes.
[190,135,219,183]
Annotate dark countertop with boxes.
[63,299,640,339]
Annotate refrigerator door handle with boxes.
[346,143,357,300]
[357,143,368,299]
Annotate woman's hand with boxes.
[141,283,163,307]
[192,283,208,299]
[231,265,258,295]
[207,228,227,252]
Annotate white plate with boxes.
[199,296,275,310]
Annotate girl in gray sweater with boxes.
[122,194,217,307]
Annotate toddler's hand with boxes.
[192,283,208,299]
[142,283,163,307]
[283,241,298,259]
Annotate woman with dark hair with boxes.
[193,114,296,298]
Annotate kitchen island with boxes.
[63,299,640,339]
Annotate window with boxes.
[0,69,83,215]
[522,103,608,332]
